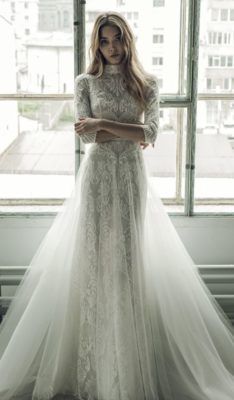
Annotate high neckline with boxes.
[103,64,123,75]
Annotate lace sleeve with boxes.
[74,74,97,144]
[142,77,160,144]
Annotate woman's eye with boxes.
[100,40,107,46]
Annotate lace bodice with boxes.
[74,64,160,144]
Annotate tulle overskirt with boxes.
[0,140,233,400]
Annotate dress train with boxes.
[0,141,233,400]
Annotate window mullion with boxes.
[184,0,201,216]
[175,0,187,205]
[73,0,86,177]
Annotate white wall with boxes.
[0,214,233,266]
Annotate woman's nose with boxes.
[108,42,116,53]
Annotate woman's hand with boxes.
[140,142,149,150]
[74,117,100,136]
[139,142,155,150]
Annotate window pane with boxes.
[199,1,234,94]
[194,100,234,212]
[0,0,73,94]
[211,8,219,21]
[0,100,75,200]
[143,108,187,212]
[197,1,234,211]
[221,56,226,67]
[85,0,189,95]
[153,0,165,6]
[220,8,228,21]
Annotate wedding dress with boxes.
[0,64,233,400]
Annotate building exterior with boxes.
[0,13,18,154]
[198,0,234,132]
[38,0,73,32]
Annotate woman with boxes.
[0,11,233,400]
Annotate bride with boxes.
[0,11,233,400]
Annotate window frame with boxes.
[0,0,234,217]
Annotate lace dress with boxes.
[0,64,233,400]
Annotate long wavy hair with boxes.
[87,12,153,111]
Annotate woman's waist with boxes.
[92,139,142,156]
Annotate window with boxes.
[223,32,230,44]
[214,56,219,66]
[211,8,218,21]
[224,78,229,90]
[209,31,233,45]
[207,78,212,90]
[63,10,69,28]
[57,11,61,29]
[232,78,234,90]
[220,9,228,21]
[227,56,233,67]
[197,1,234,213]
[1,0,234,215]
[153,0,165,6]
[153,34,164,43]
[207,56,234,68]
[152,57,163,65]
[220,56,226,67]
[0,2,74,205]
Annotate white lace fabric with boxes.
[0,65,233,400]
[74,64,160,144]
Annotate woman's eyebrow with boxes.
[100,34,121,39]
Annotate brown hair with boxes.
[87,11,154,110]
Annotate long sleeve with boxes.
[142,77,160,144]
[74,74,97,144]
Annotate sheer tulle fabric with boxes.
[0,141,233,400]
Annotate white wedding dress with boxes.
[0,64,233,400]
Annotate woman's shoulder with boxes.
[75,73,96,85]
[144,73,159,99]
[145,73,159,88]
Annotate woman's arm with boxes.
[97,119,145,143]
[75,117,144,143]
[95,130,121,143]
[75,77,160,144]
[74,74,97,144]
[98,77,160,144]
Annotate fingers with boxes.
[139,142,149,150]
[74,117,86,129]
[74,120,86,135]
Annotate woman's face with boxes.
[99,25,125,65]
